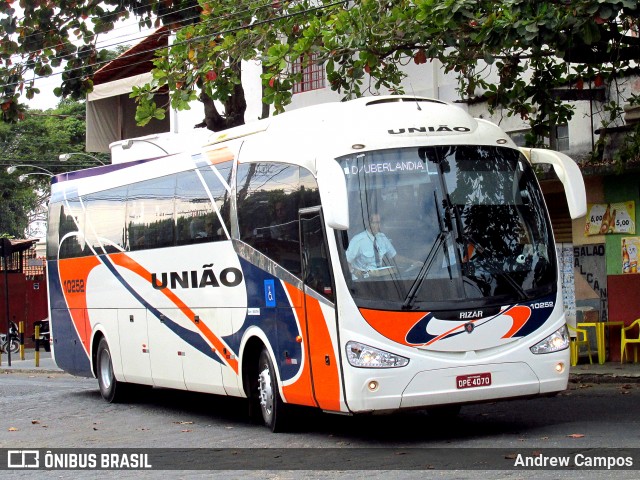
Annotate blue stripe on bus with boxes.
[99,254,225,365]
[222,257,303,382]
[47,262,93,377]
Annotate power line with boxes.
[1,1,347,94]
[11,0,191,49]
[7,0,272,68]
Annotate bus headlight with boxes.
[346,341,409,368]
[529,325,570,354]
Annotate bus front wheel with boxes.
[257,347,289,432]
[96,338,129,403]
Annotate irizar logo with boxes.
[459,310,483,319]
[388,125,471,135]
[151,263,243,290]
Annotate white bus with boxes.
[47,96,586,431]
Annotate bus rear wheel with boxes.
[96,338,129,403]
[257,347,289,432]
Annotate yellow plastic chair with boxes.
[567,325,593,366]
[621,319,640,363]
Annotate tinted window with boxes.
[237,163,318,275]
[126,176,176,251]
[196,160,233,241]
[335,146,556,310]
[47,202,61,260]
[84,187,128,254]
[300,168,321,207]
[176,170,219,245]
[48,199,85,259]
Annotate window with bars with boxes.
[292,53,325,94]
[0,245,44,275]
[507,124,570,151]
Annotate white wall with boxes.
[161,55,640,165]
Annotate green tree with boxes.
[265,1,640,149]
[0,173,37,237]
[0,100,104,237]
[2,1,640,163]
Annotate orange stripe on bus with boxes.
[424,321,469,346]
[109,252,239,374]
[281,282,316,407]
[305,294,341,412]
[501,305,531,338]
[204,147,234,165]
[359,308,426,346]
[58,256,101,356]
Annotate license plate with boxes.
[456,372,492,389]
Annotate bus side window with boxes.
[194,160,234,241]
[301,212,334,301]
[237,162,303,276]
[299,168,320,208]
[49,199,85,259]
[85,186,128,254]
[46,202,62,260]
[175,170,220,245]
[126,175,176,251]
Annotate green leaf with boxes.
[581,20,601,45]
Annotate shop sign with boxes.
[622,237,640,274]
[585,201,635,236]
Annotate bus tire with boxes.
[257,347,289,432]
[96,338,128,403]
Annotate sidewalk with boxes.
[2,348,640,382]
[0,348,61,373]
[569,361,640,383]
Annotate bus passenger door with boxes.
[299,209,343,412]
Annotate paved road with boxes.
[1,369,639,479]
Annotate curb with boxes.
[1,368,64,374]
[569,373,640,384]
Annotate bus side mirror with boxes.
[317,160,349,230]
[519,148,587,220]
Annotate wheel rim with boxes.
[258,364,274,421]
[98,348,113,391]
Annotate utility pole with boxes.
[1,238,12,366]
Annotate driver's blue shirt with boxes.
[346,230,396,272]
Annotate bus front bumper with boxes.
[344,357,569,413]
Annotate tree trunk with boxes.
[199,62,248,131]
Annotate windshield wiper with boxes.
[441,194,528,302]
[402,233,447,310]
[402,193,451,310]
[463,233,529,302]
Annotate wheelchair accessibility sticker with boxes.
[264,279,276,307]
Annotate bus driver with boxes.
[346,212,397,277]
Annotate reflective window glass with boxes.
[84,186,128,254]
[126,176,176,251]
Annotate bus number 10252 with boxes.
[63,279,85,293]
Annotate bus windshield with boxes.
[335,145,556,311]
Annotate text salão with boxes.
[514,453,633,469]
